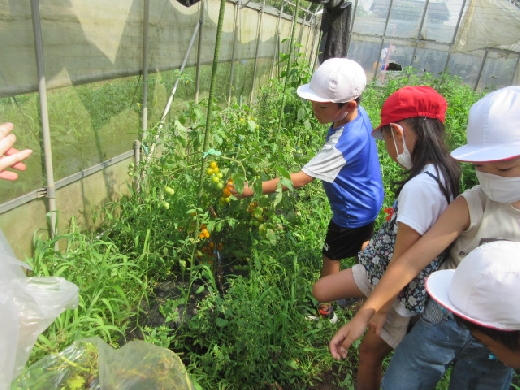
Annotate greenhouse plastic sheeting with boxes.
[0,0,315,97]
[452,0,520,53]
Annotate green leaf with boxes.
[216,317,228,327]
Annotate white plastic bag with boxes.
[12,337,196,390]
[0,230,78,390]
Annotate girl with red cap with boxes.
[313,85,460,389]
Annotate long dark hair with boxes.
[382,117,460,200]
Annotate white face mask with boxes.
[476,171,520,203]
[391,125,413,169]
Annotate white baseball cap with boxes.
[426,241,520,330]
[450,86,520,162]
[296,58,366,103]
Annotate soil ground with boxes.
[124,271,358,390]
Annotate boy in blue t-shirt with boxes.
[236,58,384,322]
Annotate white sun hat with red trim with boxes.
[426,240,520,330]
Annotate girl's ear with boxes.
[389,123,404,139]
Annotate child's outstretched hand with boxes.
[229,182,254,198]
[0,122,33,181]
[329,310,372,359]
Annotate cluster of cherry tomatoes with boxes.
[198,224,210,240]
[207,160,235,204]
[247,202,267,229]
[207,161,224,187]
[161,185,175,209]
[220,178,234,205]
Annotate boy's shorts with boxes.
[322,220,375,260]
[352,264,411,349]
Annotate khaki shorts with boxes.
[352,264,411,349]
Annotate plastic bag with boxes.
[0,230,78,390]
[12,337,196,390]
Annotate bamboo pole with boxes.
[191,0,227,281]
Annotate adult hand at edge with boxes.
[0,122,33,181]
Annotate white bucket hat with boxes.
[296,58,366,103]
[451,86,520,162]
[426,241,520,330]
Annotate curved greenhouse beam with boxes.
[30,0,57,239]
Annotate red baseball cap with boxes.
[372,86,447,139]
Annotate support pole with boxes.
[474,49,488,91]
[374,0,394,82]
[144,21,200,167]
[30,0,57,239]
[195,0,205,104]
[410,0,429,69]
[309,13,320,68]
[250,0,266,103]
[142,0,150,141]
[347,0,358,55]
[270,2,285,79]
[228,0,241,105]
[444,0,467,73]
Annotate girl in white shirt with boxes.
[313,86,460,390]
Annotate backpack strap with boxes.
[424,171,450,204]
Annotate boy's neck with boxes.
[332,108,358,129]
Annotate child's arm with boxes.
[329,195,471,359]
[236,171,313,197]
